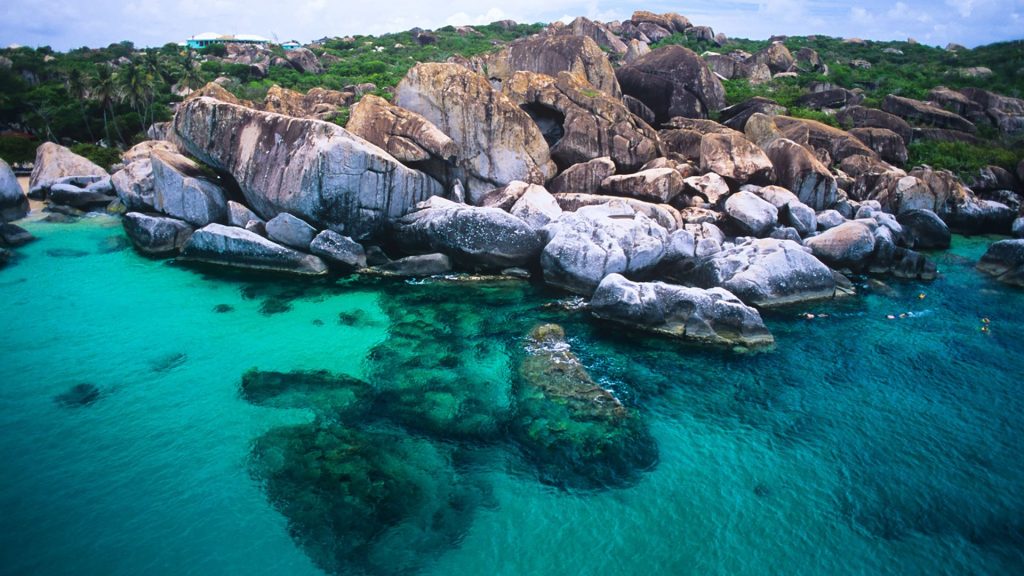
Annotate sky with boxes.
[1,0,1022,51]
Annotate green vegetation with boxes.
[908,140,1024,177]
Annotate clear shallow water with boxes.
[1,216,1022,576]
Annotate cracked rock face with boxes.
[616,45,727,123]
[394,63,556,204]
[482,34,622,98]
[173,97,443,240]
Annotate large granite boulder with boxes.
[180,223,328,275]
[345,94,457,186]
[394,63,555,203]
[960,87,1024,135]
[836,106,913,144]
[548,157,617,193]
[616,45,727,123]
[679,238,837,307]
[541,201,668,295]
[849,127,908,165]
[896,209,951,249]
[150,149,227,226]
[803,220,876,266]
[262,85,352,121]
[763,138,838,210]
[173,97,443,240]
[309,230,366,269]
[557,17,628,54]
[122,212,195,256]
[0,158,29,222]
[773,116,877,163]
[976,239,1024,287]
[553,193,682,231]
[753,185,817,236]
[591,274,774,347]
[487,34,621,97]
[47,179,115,208]
[882,95,977,133]
[392,196,542,268]
[28,142,107,196]
[600,168,684,203]
[700,132,774,185]
[719,97,787,132]
[503,71,659,172]
[266,212,317,250]
[509,184,562,230]
[747,42,794,74]
[724,191,779,236]
[283,47,323,74]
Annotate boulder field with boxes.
[16,14,1024,345]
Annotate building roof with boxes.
[188,32,272,43]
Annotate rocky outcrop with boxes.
[266,212,317,250]
[46,177,115,208]
[763,138,838,210]
[503,71,659,172]
[346,94,457,184]
[483,34,621,98]
[180,223,328,275]
[0,158,28,222]
[897,209,951,249]
[557,17,628,54]
[283,47,323,74]
[700,132,774,185]
[509,185,562,230]
[150,149,227,226]
[977,239,1024,287]
[173,97,443,240]
[28,142,107,195]
[747,42,794,74]
[394,63,555,203]
[719,97,787,131]
[309,230,366,269]
[959,87,1024,135]
[803,220,876,266]
[553,193,681,231]
[795,87,863,111]
[549,157,616,194]
[623,39,651,65]
[541,201,668,294]
[590,274,773,346]
[752,185,817,236]
[724,191,778,236]
[262,85,351,121]
[122,212,195,256]
[184,81,248,106]
[392,196,542,268]
[882,95,977,133]
[836,106,913,144]
[849,127,908,165]
[616,45,727,123]
[773,116,877,163]
[678,238,836,306]
[600,168,684,203]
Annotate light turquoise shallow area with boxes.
[1,216,1022,576]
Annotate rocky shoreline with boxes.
[3,11,1024,345]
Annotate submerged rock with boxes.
[513,323,657,489]
[977,239,1024,287]
[241,368,375,417]
[54,383,101,407]
[591,274,773,346]
[180,223,328,276]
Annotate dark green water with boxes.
[1,215,1022,575]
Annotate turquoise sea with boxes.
[1,214,1022,576]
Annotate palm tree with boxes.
[90,65,124,146]
[65,67,96,142]
[178,50,204,93]
[115,60,156,133]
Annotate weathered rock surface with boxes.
[753,185,817,236]
[773,116,877,163]
[173,97,443,240]
[849,127,908,165]
[28,142,107,195]
[180,223,328,275]
[394,63,554,203]
[601,168,684,204]
[960,87,1024,135]
[1,158,29,222]
[590,274,774,346]
[548,157,616,194]
[503,71,659,172]
[0,223,35,248]
[262,85,351,120]
[47,181,115,208]
[122,212,195,256]
[836,106,913,144]
[719,97,787,131]
[346,94,457,185]
[483,34,621,98]
[678,238,836,306]
[227,200,262,228]
[557,17,628,54]
[393,196,542,268]
[309,230,366,269]
[371,253,452,276]
[553,193,681,231]
[977,239,1024,287]
[882,95,977,133]
[541,201,668,295]
[266,212,317,250]
[283,47,323,74]
[150,149,227,226]
[700,132,774,185]
[616,45,727,123]
[724,191,779,236]
[803,220,876,266]
[747,42,794,74]
[896,209,951,249]
[509,185,562,230]
[764,138,838,210]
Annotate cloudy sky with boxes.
[2,0,1021,51]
